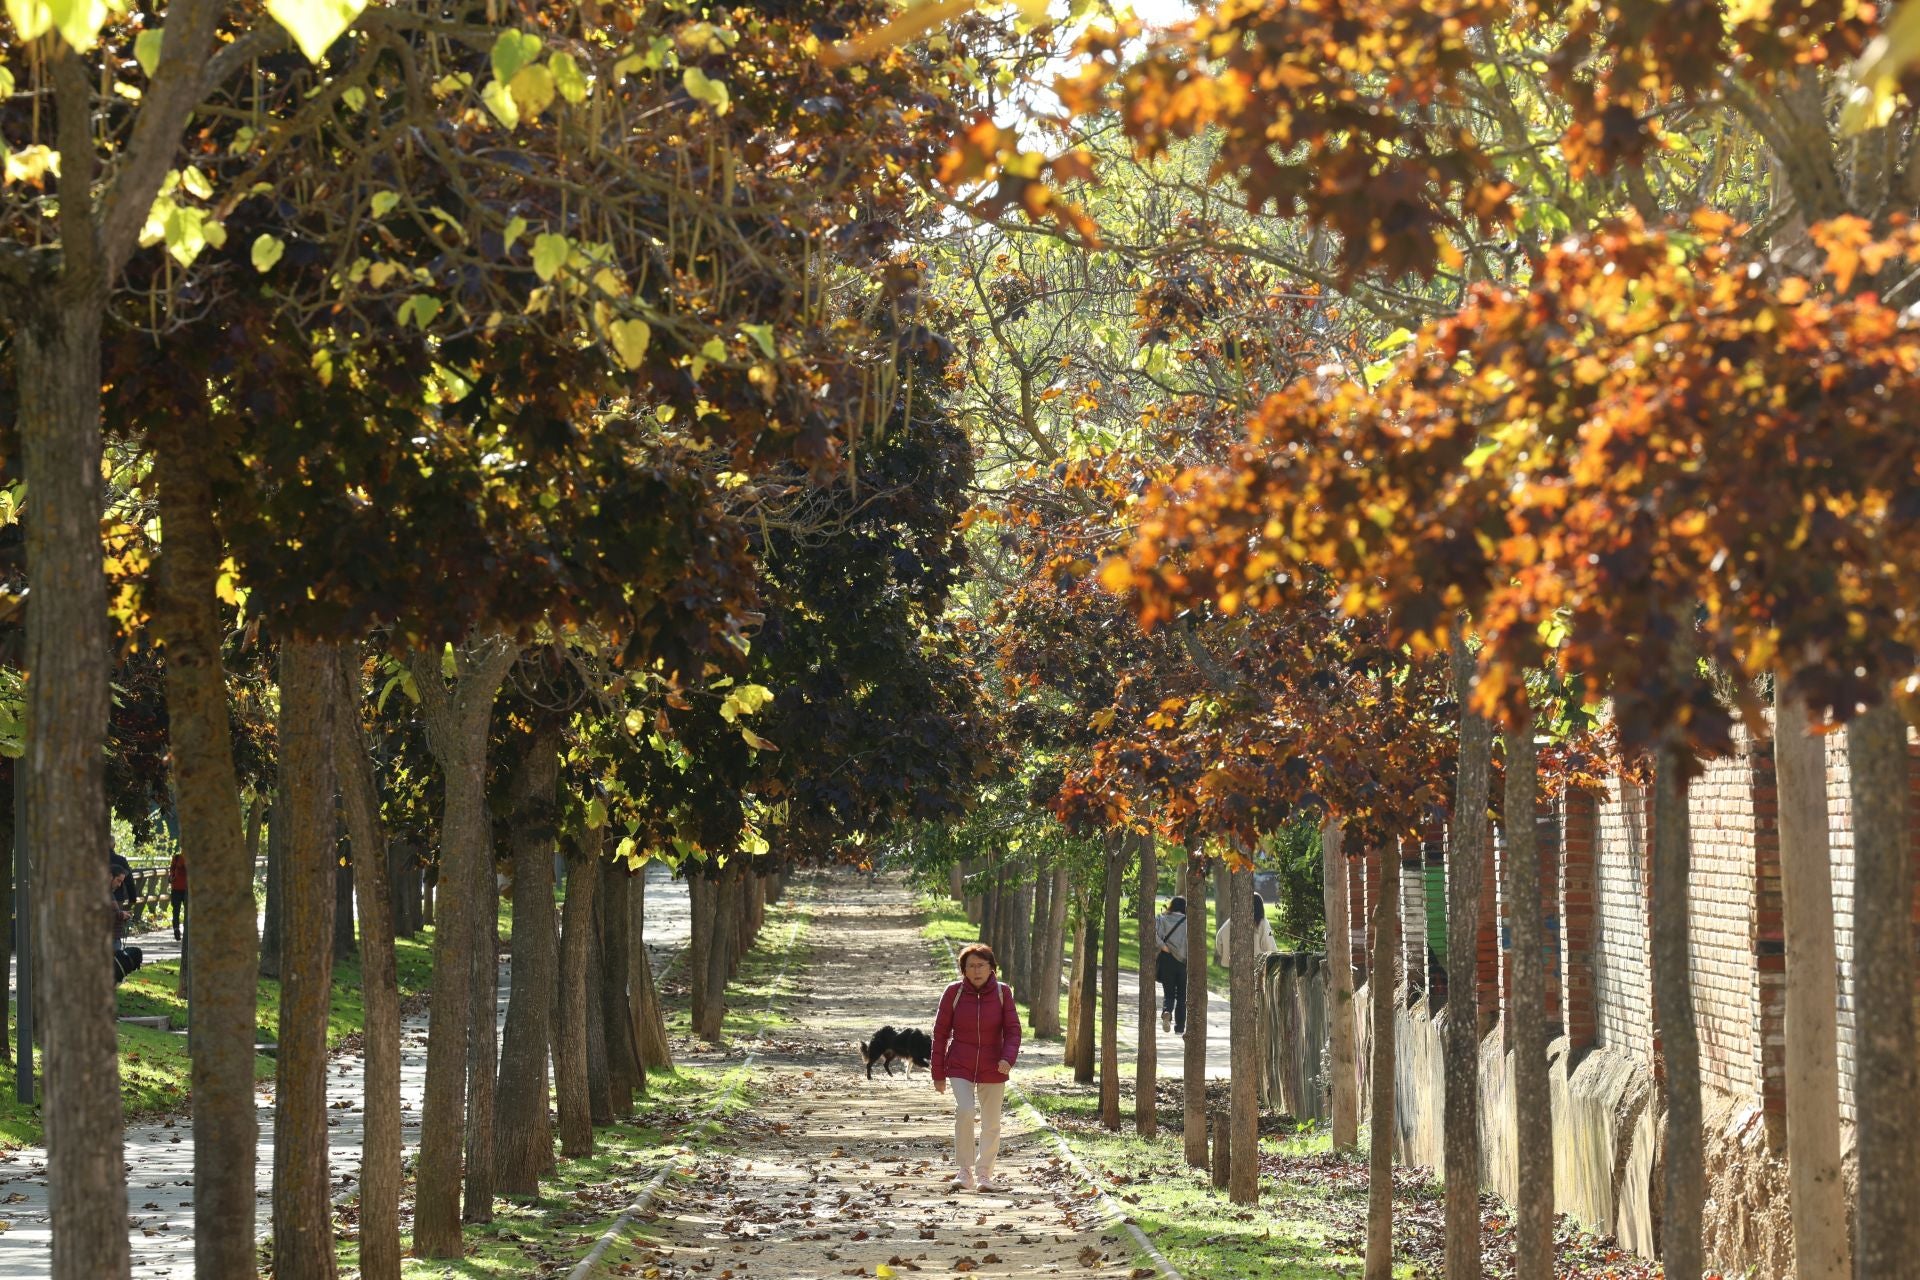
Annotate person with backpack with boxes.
[931,942,1021,1193]
[109,856,144,985]
[1154,895,1189,1034]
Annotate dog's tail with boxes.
[859,1039,873,1064]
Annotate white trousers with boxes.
[950,1078,1005,1178]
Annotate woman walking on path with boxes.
[932,942,1021,1192]
[1154,896,1188,1034]
[1214,892,1278,967]
[169,851,188,940]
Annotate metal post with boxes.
[14,760,31,1103]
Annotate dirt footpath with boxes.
[604,872,1143,1280]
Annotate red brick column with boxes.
[1559,789,1600,1055]
[1750,738,1787,1136]
[1401,833,1427,1001]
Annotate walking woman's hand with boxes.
[997,1061,1011,1076]
[934,1078,946,1094]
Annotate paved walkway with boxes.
[601,873,1144,1280]
[0,862,690,1278]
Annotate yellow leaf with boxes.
[609,318,652,370]
[508,62,556,117]
[265,0,369,63]
[740,727,778,751]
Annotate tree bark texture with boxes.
[1184,851,1211,1170]
[697,867,739,1043]
[1365,853,1399,1280]
[1010,870,1034,999]
[1323,822,1360,1152]
[153,438,260,1279]
[331,651,402,1280]
[555,831,601,1158]
[585,883,614,1126]
[270,641,339,1280]
[1075,902,1099,1086]
[1229,865,1258,1205]
[1504,725,1553,1280]
[406,636,517,1257]
[629,867,673,1073]
[1027,862,1051,1025]
[260,796,286,979]
[601,862,642,1109]
[1651,743,1703,1280]
[464,856,499,1224]
[333,853,357,962]
[688,873,713,1039]
[1445,642,1492,1280]
[1035,866,1069,1039]
[1770,685,1850,1280]
[494,728,561,1199]
[1100,845,1124,1130]
[1847,700,1920,1279]
[1065,906,1088,1075]
[1136,837,1158,1137]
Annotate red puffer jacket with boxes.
[931,977,1021,1084]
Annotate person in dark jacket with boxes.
[109,856,143,985]
[1153,895,1188,1034]
[168,852,188,939]
[931,941,1021,1192]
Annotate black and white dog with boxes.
[859,1025,932,1079]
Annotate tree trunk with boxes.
[1848,699,1920,1279]
[1323,821,1359,1152]
[331,650,402,1280]
[333,852,357,963]
[494,727,561,1199]
[1035,866,1069,1039]
[1100,841,1123,1131]
[949,862,966,905]
[1136,837,1158,1137]
[389,842,417,940]
[1228,864,1259,1204]
[688,874,715,1038]
[1505,723,1552,1279]
[1010,868,1034,999]
[19,289,131,1280]
[601,862,641,1111]
[1445,641,1492,1280]
[270,640,340,1280]
[585,886,614,1126]
[555,830,600,1158]
[698,866,739,1042]
[1365,851,1399,1280]
[1074,899,1099,1086]
[1065,905,1088,1073]
[630,869,673,1072]
[406,637,517,1258]
[1028,863,1052,1027]
[153,436,260,1279]
[1184,851,1211,1170]
[464,854,499,1224]
[259,795,286,980]
[1651,740,1702,1280]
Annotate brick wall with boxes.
[1685,731,1763,1101]
[1594,778,1654,1061]
[1826,731,1859,1124]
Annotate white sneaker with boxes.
[1161,1012,1171,1033]
[974,1176,998,1193]
[949,1172,976,1191]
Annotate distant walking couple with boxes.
[1154,892,1277,1035]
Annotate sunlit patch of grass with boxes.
[662,896,812,1044]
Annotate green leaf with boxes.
[369,190,399,218]
[181,166,213,199]
[740,322,777,360]
[531,232,570,282]
[490,29,543,85]
[550,51,589,104]
[585,797,609,830]
[608,318,651,370]
[502,214,528,253]
[6,0,110,51]
[682,66,730,115]
[1844,0,1920,135]
[480,79,520,129]
[265,0,368,63]
[397,294,442,329]
[718,682,774,722]
[341,85,366,112]
[508,62,556,118]
[251,233,286,273]
[134,29,164,76]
